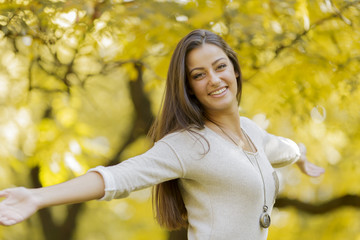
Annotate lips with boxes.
[209,87,228,96]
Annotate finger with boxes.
[306,166,325,177]
[0,190,9,198]
[0,216,9,226]
[2,220,16,226]
[308,163,325,173]
[314,167,325,176]
[0,217,17,226]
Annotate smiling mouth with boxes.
[209,87,227,96]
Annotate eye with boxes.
[192,72,205,80]
[217,63,227,70]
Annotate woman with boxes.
[0,29,324,239]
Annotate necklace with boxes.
[209,121,271,228]
[242,130,271,228]
[216,124,241,147]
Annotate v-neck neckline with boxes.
[204,122,259,154]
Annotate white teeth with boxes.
[210,87,226,95]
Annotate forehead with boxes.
[186,43,228,68]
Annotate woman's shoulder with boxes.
[157,127,207,148]
[240,116,259,130]
[240,116,268,138]
[160,127,205,141]
[240,116,252,124]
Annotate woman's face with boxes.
[186,43,239,115]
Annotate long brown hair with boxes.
[149,29,242,229]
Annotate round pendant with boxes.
[260,212,271,228]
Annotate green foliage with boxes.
[0,0,359,239]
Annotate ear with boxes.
[235,71,240,78]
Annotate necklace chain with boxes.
[209,120,270,227]
[242,132,267,207]
[216,123,241,147]
[214,122,267,206]
[240,128,270,228]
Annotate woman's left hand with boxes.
[296,143,325,177]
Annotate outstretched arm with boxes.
[0,172,105,226]
[296,143,325,177]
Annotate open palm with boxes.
[0,187,39,226]
[296,143,325,177]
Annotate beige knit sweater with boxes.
[89,117,300,240]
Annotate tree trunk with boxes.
[168,229,188,240]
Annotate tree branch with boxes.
[274,0,359,56]
[167,194,360,240]
[107,61,154,166]
[246,0,360,81]
[274,194,360,214]
[30,166,60,239]
[24,2,110,238]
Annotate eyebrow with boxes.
[188,57,227,75]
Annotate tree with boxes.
[0,0,359,239]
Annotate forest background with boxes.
[0,0,359,239]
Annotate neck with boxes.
[204,108,242,135]
[203,107,257,151]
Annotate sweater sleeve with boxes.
[262,131,300,168]
[88,140,185,201]
[241,117,300,168]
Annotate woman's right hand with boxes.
[0,187,40,226]
[0,172,105,226]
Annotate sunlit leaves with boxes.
[0,0,359,239]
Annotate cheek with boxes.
[189,82,206,98]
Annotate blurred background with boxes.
[0,0,359,239]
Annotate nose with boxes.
[208,70,221,86]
